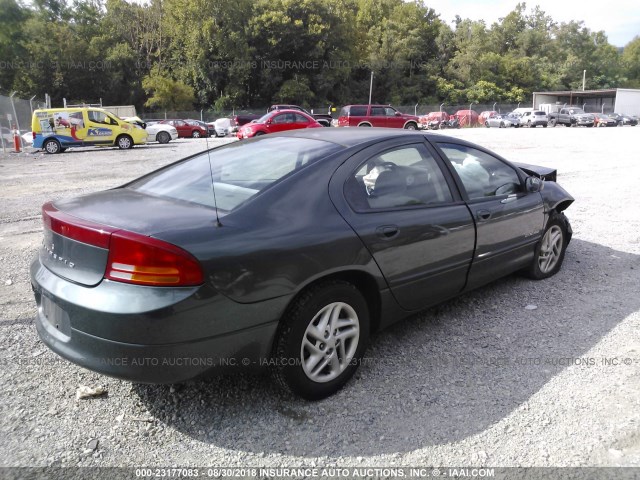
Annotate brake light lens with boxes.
[42,202,204,287]
[43,202,116,248]
[106,231,203,286]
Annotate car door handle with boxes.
[476,210,492,221]
[376,225,400,239]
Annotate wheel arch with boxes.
[357,122,373,127]
[281,269,383,335]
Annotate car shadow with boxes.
[134,238,640,456]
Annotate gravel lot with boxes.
[0,128,639,470]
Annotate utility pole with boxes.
[582,70,586,91]
[368,71,374,105]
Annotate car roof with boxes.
[267,127,462,148]
[343,104,392,108]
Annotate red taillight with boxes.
[106,231,203,286]
[42,202,204,287]
[32,131,36,140]
[43,202,116,248]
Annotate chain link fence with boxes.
[0,93,47,152]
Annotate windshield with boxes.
[255,113,271,124]
[128,137,342,213]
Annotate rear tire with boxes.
[43,138,61,154]
[272,280,369,400]
[485,121,490,128]
[524,213,569,280]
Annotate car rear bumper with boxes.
[30,256,284,383]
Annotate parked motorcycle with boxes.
[439,118,460,129]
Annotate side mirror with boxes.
[395,112,401,116]
[525,176,544,193]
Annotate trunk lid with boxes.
[40,189,216,287]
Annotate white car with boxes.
[210,118,233,137]
[123,117,179,144]
[519,110,548,128]
[21,131,33,145]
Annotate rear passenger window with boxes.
[370,107,385,116]
[350,106,367,116]
[345,144,453,211]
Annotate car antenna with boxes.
[204,129,222,227]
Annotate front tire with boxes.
[525,214,569,280]
[191,130,201,138]
[272,280,370,400]
[404,122,418,130]
[157,131,171,144]
[116,135,133,149]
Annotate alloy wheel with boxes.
[300,302,360,383]
[538,225,563,273]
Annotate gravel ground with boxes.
[0,128,639,470]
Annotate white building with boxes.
[532,88,640,116]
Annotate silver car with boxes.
[484,114,516,128]
[520,111,548,128]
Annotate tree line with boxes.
[1,0,639,111]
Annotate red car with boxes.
[158,119,207,138]
[337,105,420,129]
[236,110,322,139]
[593,113,617,127]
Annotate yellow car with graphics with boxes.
[31,108,147,154]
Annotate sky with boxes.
[432,0,640,47]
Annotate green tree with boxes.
[0,0,30,92]
[622,36,640,87]
[142,72,195,110]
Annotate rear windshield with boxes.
[128,137,341,213]
[533,111,545,115]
